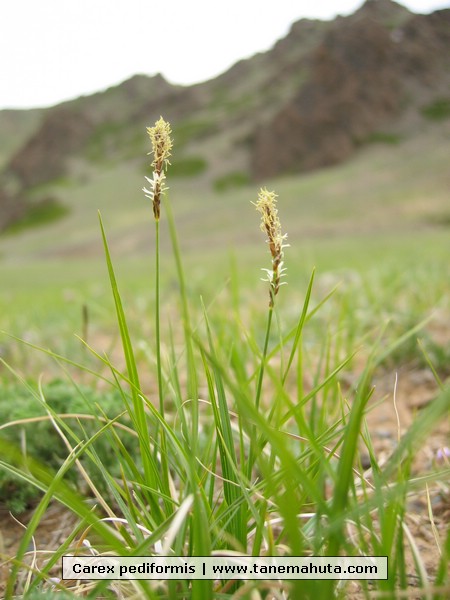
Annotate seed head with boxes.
[147,117,172,173]
[143,116,173,220]
[253,187,289,306]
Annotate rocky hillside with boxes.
[251,1,450,177]
[1,0,449,231]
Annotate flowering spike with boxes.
[253,187,289,307]
[143,116,173,220]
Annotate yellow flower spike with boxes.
[147,116,173,173]
[143,116,173,220]
[253,187,289,307]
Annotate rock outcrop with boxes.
[251,3,450,178]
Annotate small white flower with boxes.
[143,171,169,208]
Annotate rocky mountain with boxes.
[251,1,450,177]
[1,0,449,231]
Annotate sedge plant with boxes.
[246,188,289,481]
[143,117,173,511]
[143,116,173,421]
[253,187,289,406]
[0,116,449,600]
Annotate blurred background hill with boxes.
[0,0,449,260]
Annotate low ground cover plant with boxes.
[0,380,138,512]
[0,117,449,599]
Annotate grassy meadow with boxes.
[0,119,449,599]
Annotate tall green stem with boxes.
[255,306,273,410]
[247,304,274,481]
[155,219,164,418]
[155,219,171,514]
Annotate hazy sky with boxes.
[1,0,449,110]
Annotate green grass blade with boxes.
[164,194,199,447]
[98,212,165,509]
[282,267,315,384]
